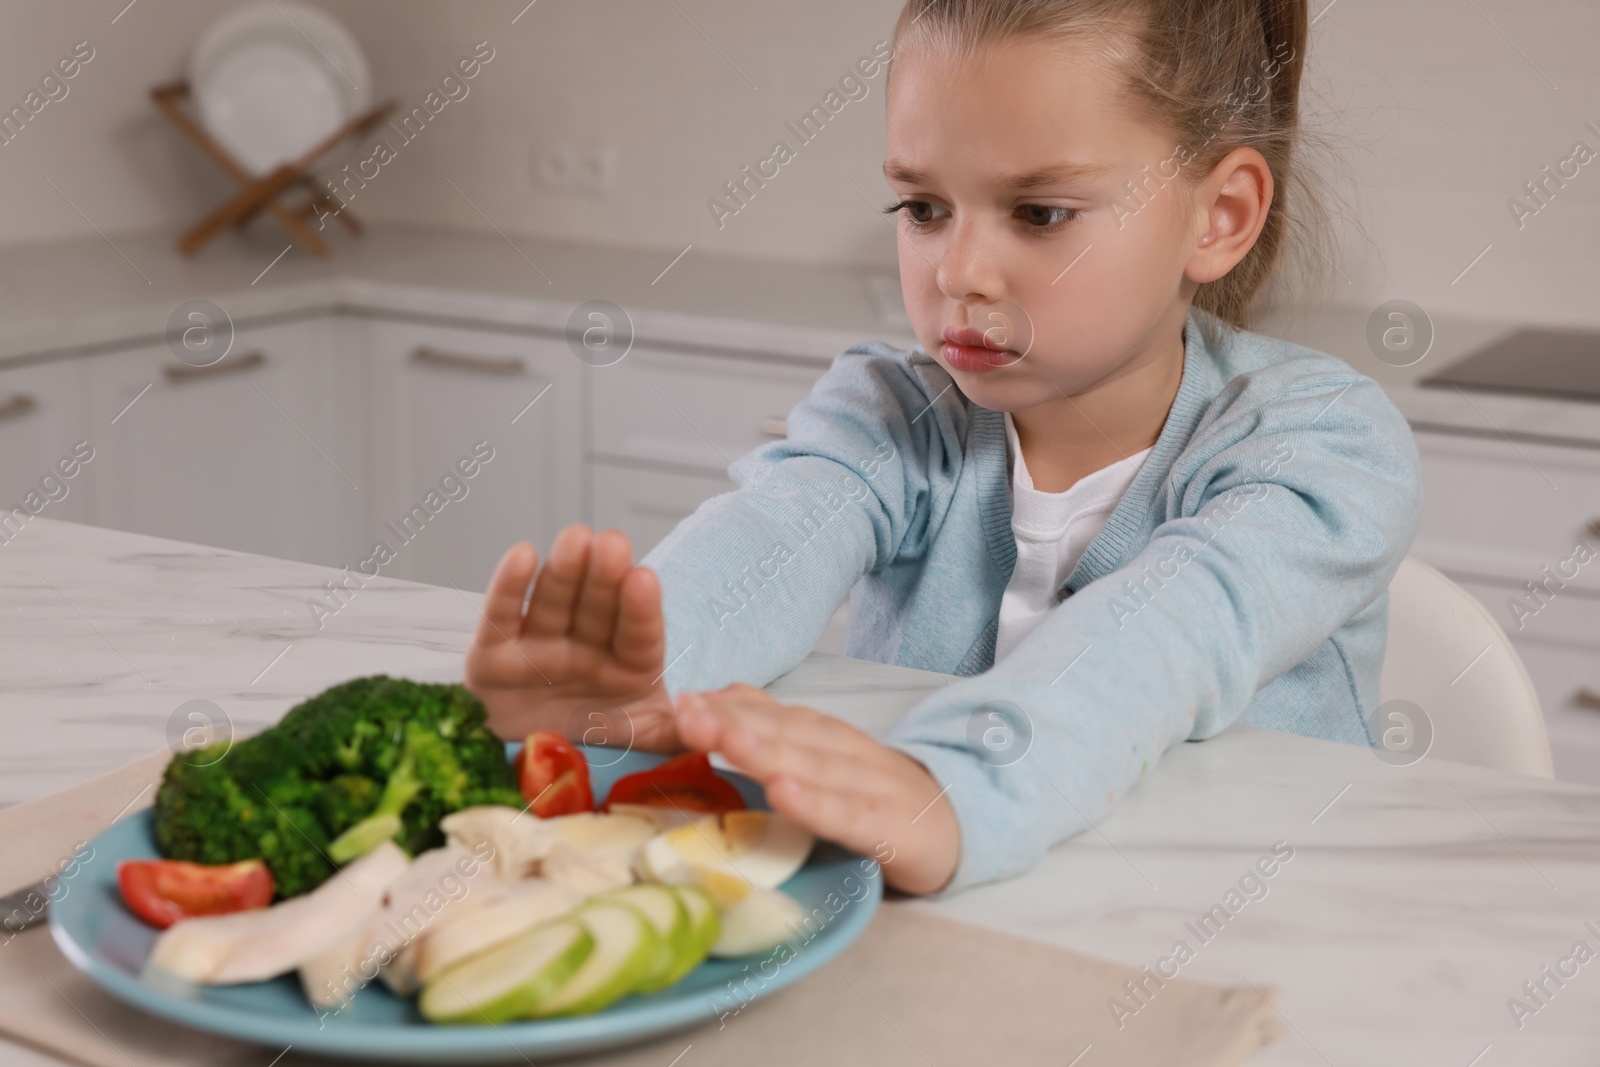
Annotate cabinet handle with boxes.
[163,350,267,382]
[411,345,525,376]
[758,415,788,438]
[0,392,38,422]
[1575,687,1600,712]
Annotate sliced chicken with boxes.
[413,878,580,982]
[367,843,510,994]
[548,811,657,862]
[300,843,509,1002]
[440,805,557,880]
[542,840,636,897]
[300,929,370,1011]
[149,842,409,985]
[377,938,422,997]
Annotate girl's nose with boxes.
[934,220,1005,304]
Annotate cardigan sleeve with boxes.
[884,370,1423,893]
[640,342,958,698]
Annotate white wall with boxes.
[0,0,1596,326]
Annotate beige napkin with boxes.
[0,752,1282,1067]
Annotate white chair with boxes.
[1379,556,1553,777]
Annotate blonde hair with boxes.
[891,0,1334,338]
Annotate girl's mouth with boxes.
[940,325,1022,374]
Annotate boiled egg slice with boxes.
[639,810,814,890]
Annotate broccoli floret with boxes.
[152,676,520,898]
[318,775,380,836]
[330,716,496,860]
[465,785,527,810]
[254,802,335,898]
[154,748,335,898]
[152,749,258,864]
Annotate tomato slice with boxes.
[117,859,274,929]
[601,751,747,813]
[515,731,593,818]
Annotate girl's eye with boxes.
[879,200,1076,232]
[882,200,949,230]
[1014,204,1078,230]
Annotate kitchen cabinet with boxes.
[588,344,825,475]
[0,356,96,536]
[31,311,585,598]
[80,317,366,569]
[1412,431,1600,597]
[361,317,582,592]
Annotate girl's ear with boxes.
[1185,147,1274,284]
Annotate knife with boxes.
[0,880,52,936]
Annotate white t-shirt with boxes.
[993,411,1152,663]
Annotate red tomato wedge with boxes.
[117,858,274,929]
[601,751,747,813]
[515,731,594,818]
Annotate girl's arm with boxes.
[640,341,956,698]
[885,371,1423,893]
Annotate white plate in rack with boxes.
[188,1,371,176]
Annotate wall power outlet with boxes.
[536,142,616,192]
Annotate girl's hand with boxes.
[465,525,682,753]
[673,684,961,896]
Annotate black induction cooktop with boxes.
[1421,326,1600,402]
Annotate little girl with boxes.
[466,0,1421,897]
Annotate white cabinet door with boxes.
[0,357,96,537]
[589,346,826,475]
[1413,431,1600,597]
[590,461,735,556]
[363,318,582,592]
[81,317,365,568]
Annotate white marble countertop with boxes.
[5,517,1600,1066]
[2,223,1596,449]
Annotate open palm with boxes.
[464,525,682,754]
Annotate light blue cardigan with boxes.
[641,306,1422,893]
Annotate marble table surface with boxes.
[5,517,1600,1066]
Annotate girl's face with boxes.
[884,36,1215,411]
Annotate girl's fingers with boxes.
[570,529,633,647]
[678,690,888,794]
[476,542,538,646]
[612,566,666,674]
[672,688,781,763]
[718,722,883,795]
[764,776,885,857]
[672,692,721,752]
[523,524,593,637]
[700,686,868,753]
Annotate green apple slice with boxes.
[528,903,659,1018]
[418,921,591,1025]
[669,884,720,975]
[604,885,691,992]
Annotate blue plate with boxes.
[50,745,882,1063]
